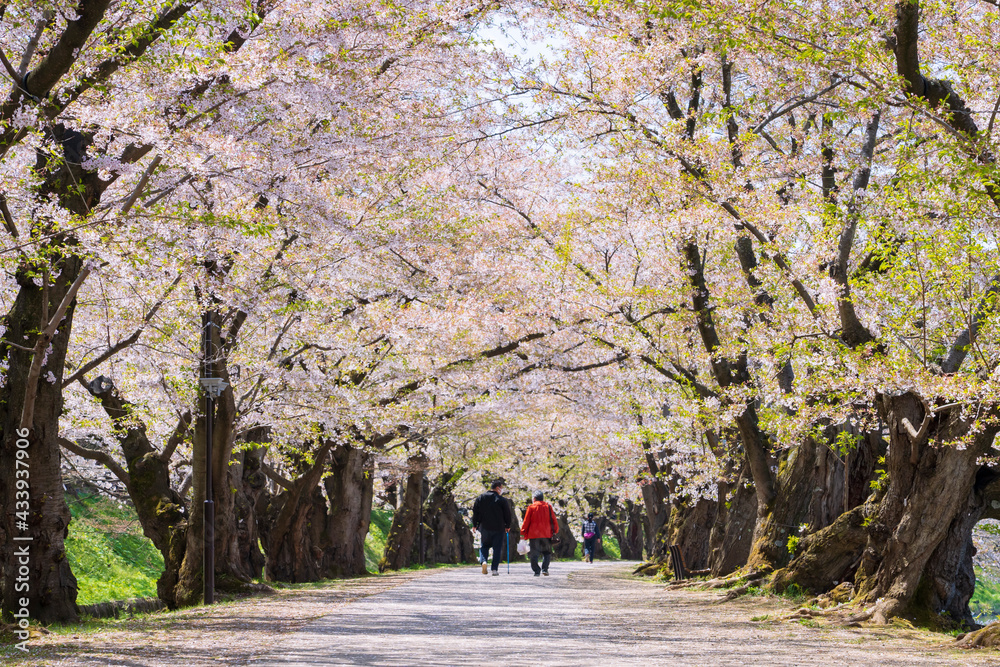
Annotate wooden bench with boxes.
[668,544,688,580]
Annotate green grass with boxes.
[602,534,621,558]
[365,507,393,573]
[570,534,620,560]
[64,492,163,605]
[971,566,1000,625]
[362,507,471,573]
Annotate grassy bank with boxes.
[65,493,163,605]
[972,566,1000,626]
[365,507,393,572]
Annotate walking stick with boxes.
[506,531,510,574]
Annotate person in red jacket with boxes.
[520,491,559,576]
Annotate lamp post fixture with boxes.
[199,314,227,605]
[88,375,113,395]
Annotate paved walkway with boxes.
[259,560,610,665]
[257,561,998,666]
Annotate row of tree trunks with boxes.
[382,463,480,570]
[416,472,475,565]
[261,442,376,582]
[607,498,644,561]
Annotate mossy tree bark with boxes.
[852,393,1000,625]
[321,443,375,577]
[770,498,874,594]
[744,427,851,574]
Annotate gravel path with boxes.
[257,561,1000,666]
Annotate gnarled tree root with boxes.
[668,569,768,591]
[955,623,1000,648]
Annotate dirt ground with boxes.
[3,563,998,666]
[578,568,1000,666]
[1,570,432,666]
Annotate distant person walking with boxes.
[472,479,512,576]
[520,491,559,576]
[581,512,600,563]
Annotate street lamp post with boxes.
[199,314,227,605]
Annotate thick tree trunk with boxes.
[262,485,326,583]
[174,409,209,605]
[420,472,475,565]
[210,365,258,590]
[853,393,999,624]
[641,479,670,562]
[710,466,757,576]
[380,454,427,571]
[666,497,716,571]
[744,431,847,573]
[321,444,374,577]
[260,440,335,583]
[553,512,578,558]
[235,445,268,580]
[0,258,83,623]
[173,309,256,603]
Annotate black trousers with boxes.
[480,529,506,571]
[529,537,552,573]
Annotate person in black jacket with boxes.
[471,479,512,576]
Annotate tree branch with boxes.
[59,436,131,488]
[63,272,182,387]
[940,274,1000,373]
[159,410,192,463]
[261,460,294,491]
[21,265,91,429]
